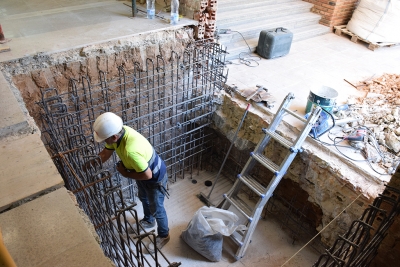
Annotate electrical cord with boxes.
[316,134,389,175]
[220,30,261,67]
[310,120,392,175]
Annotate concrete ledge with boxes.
[0,132,64,212]
[0,188,113,267]
[0,72,30,138]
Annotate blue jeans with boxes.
[137,174,169,238]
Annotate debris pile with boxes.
[336,74,400,174]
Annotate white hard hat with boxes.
[93,112,123,142]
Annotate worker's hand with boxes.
[82,158,101,172]
[116,161,128,177]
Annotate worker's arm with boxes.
[99,148,114,163]
[116,162,152,180]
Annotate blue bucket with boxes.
[305,86,338,113]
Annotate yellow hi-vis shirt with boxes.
[105,126,153,173]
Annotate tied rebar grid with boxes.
[37,39,228,267]
[313,185,400,267]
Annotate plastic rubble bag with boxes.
[181,206,245,262]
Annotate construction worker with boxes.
[93,112,170,251]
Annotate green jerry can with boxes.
[256,27,293,59]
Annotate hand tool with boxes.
[197,103,251,206]
[246,85,267,101]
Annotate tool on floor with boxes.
[197,103,251,207]
[217,93,322,260]
[305,109,335,138]
[245,85,267,101]
[344,127,367,142]
[260,100,274,109]
[0,47,10,53]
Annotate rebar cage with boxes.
[36,39,228,267]
[313,185,400,267]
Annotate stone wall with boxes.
[0,28,194,125]
[212,92,386,246]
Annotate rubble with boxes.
[338,74,400,173]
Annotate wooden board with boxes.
[334,25,399,51]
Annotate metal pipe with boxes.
[131,0,137,17]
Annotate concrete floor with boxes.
[149,170,322,266]
[1,0,400,266]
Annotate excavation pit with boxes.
[0,23,397,267]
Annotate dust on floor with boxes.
[131,170,321,267]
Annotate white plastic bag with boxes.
[347,0,400,43]
[181,206,245,261]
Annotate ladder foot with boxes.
[234,255,242,261]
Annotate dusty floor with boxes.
[134,170,321,266]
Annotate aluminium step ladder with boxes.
[218,92,322,260]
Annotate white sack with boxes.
[347,0,400,43]
[181,207,246,261]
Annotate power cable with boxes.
[217,30,261,67]
[313,127,393,175]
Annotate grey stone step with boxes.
[218,0,298,11]
[218,13,322,42]
[221,24,331,60]
[218,2,313,25]
[0,188,112,267]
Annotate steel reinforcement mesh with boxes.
[36,40,228,267]
[313,185,400,267]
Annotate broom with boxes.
[198,103,251,206]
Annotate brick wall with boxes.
[304,0,360,27]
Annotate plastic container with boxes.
[170,0,179,25]
[256,27,293,59]
[146,0,155,19]
[305,86,338,113]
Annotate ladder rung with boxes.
[282,107,307,123]
[223,194,253,221]
[251,152,280,176]
[262,128,295,151]
[230,231,244,247]
[238,174,265,198]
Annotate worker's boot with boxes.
[148,234,170,253]
[139,219,156,229]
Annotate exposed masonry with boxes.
[212,91,386,246]
[0,29,194,127]
[180,0,217,39]
[0,26,390,249]
[304,0,359,27]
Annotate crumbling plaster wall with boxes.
[212,92,386,245]
[0,29,194,127]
